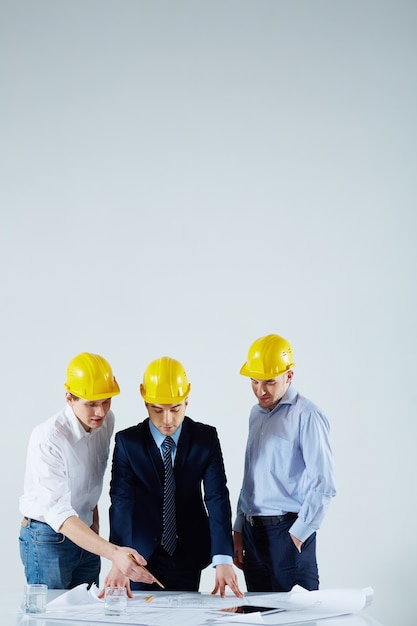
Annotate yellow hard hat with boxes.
[64,352,120,401]
[240,334,295,380]
[140,356,191,404]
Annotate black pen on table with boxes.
[127,552,165,589]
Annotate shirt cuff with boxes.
[47,508,79,533]
[233,513,245,533]
[289,517,314,543]
[212,554,233,568]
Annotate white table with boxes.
[2,589,384,626]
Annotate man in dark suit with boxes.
[105,356,243,598]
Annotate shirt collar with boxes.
[64,404,94,440]
[148,420,183,449]
[268,384,298,415]
[256,385,298,416]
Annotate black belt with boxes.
[245,512,297,527]
[23,517,48,525]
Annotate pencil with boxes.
[127,553,165,589]
[145,595,154,603]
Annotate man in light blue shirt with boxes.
[233,334,336,592]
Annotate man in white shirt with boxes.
[19,352,154,589]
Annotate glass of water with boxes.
[24,584,47,613]
[104,586,127,616]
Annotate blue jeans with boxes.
[242,516,319,592]
[19,518,100,589]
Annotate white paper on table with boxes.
[38,585,243,625]
[245,586,374,614]
[46,583,102,607]
[31,584,374,625]
[209,587,374,624]
[47,585,236,610]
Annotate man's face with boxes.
[250,371,293,411]
[146,401,187,436]
[66,393,112,432]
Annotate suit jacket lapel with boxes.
[175,416,191,474]
[143,419,165,487]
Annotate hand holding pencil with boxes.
[110,548,153,586]
[127,552,165,589]
[99,549,161,599]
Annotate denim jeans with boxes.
[19,518,100,589]
[242,516,319,592]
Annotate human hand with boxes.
[232,531,244,570]
[211,564,244,598]
[113,547,154,585]
[90,505,99,534]
[290,534,303,553]
[98,567,133,598]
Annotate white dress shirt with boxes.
[19,404,114,533]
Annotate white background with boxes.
[1,1,416,624]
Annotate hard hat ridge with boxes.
[140,356,191,404]
[240,334,295,380]
[64,352,120,401]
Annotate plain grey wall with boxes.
[1,1,416,624]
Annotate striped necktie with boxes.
[162,436,177,555]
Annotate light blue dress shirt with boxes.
[149,420,182,461]
[234,385,336,543]
[148,421,232,567]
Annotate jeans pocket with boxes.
[19,536,29,568]
[36,528,66,545]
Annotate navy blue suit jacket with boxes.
[109,416,234,570]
